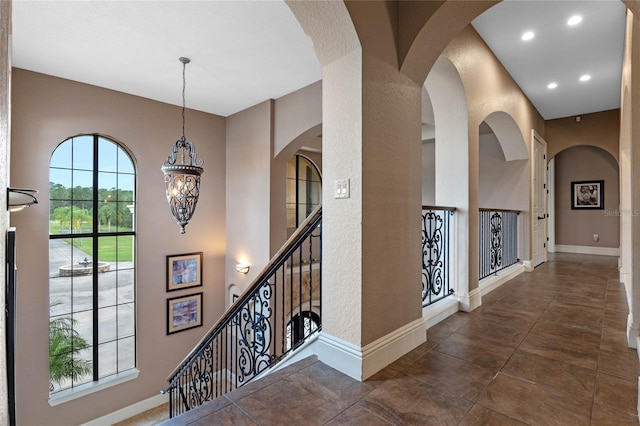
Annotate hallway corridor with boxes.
[159,253,638,425]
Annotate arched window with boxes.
[286,154,321,228]
[49,134,136,394]
[285,311,320,350]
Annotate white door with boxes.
[532,131,547,267]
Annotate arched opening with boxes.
[478,117,529,211]
[285,310,320,350]
[550,145,620,255]
[286,154,322,231]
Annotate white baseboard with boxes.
[637,377,640,421]
[620,270,631,285]
[555,244,620,256]
[267,333,320,375]
[522,260,534,272]
[423,297,459,329]
[479,264,524,296]
[317,317,426,381]
[458,287,482,312]
[81,393,168,426]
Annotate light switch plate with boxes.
[335,179,350,199]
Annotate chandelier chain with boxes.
[181,60,187,141]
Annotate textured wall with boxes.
[0,1,11,424]
[546,109,620,162]
[555,146,620,248]
[10,69,226,425]
[225,101,272,294]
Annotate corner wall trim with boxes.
[458,288,482,312]
[522,260,534,272]
[317,317,426,381]
[555,244,620,257]
[80,393,168,426]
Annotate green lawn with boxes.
[50,222,133,262]
[63,236,133,262]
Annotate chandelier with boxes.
[162,57,204,234]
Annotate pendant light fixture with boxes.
[162,57,204,234]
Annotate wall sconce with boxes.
[235,264,250,274]
[7,188,38,212]
[162,57,204,234]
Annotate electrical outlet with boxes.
[593,233,599,242]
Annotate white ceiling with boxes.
[472,0,626,120]
[12,1,627,120]
[11,0,321,117]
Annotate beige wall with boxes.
[546,109,620,161]
[442,25,545,281]
[554,145,620,248]
[421,140,435,205]
[1,1,11,424]
[273,81,322,158]
[225,101,272,296]
[10,69,226,425]
[478,133,528,211]
[271,86,322,257]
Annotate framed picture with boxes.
[167,252,202,292]
[571,180,604,210]
[167,292,203,335]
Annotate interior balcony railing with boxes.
[163,206,322,418]
[422,206,456,307]
[479,208,519,280]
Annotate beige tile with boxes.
[459,404,529,426]
[434,332,516,370]
[325,405,392,425]
[598,348,640,380]
[399,351,495,401]
[233,372,351,425]
[519,321,600,369]
[539,301,604,332]
[600,329,631,353]
[502,350,596,399]
[477,373,592,425]
[358,374,473,425]
[594,372,638,415]
[298,361,376,404]
[590,403,640,426]
[427,313,469,342]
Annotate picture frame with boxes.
[167,292,203,335]
[166,252,202,292]
[571,180,604,210]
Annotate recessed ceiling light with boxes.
[580,74,591,82]
[521,31,535,41]
[568,15,583,26]
[547,82,558,89]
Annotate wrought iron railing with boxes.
[422,206,455,307]
[479,208,519,280]
[163,207,322,418]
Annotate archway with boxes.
[549,145,620,256]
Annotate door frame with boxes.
[530,129,548,269]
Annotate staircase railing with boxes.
[422,206,455,307]
[163,206,322,418]
[479,208,519,280]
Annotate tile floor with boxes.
[154,253,638,425]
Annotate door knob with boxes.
[538,215,545,220]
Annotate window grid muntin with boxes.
[49,134,136,394]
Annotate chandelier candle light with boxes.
[162,57,204,234]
